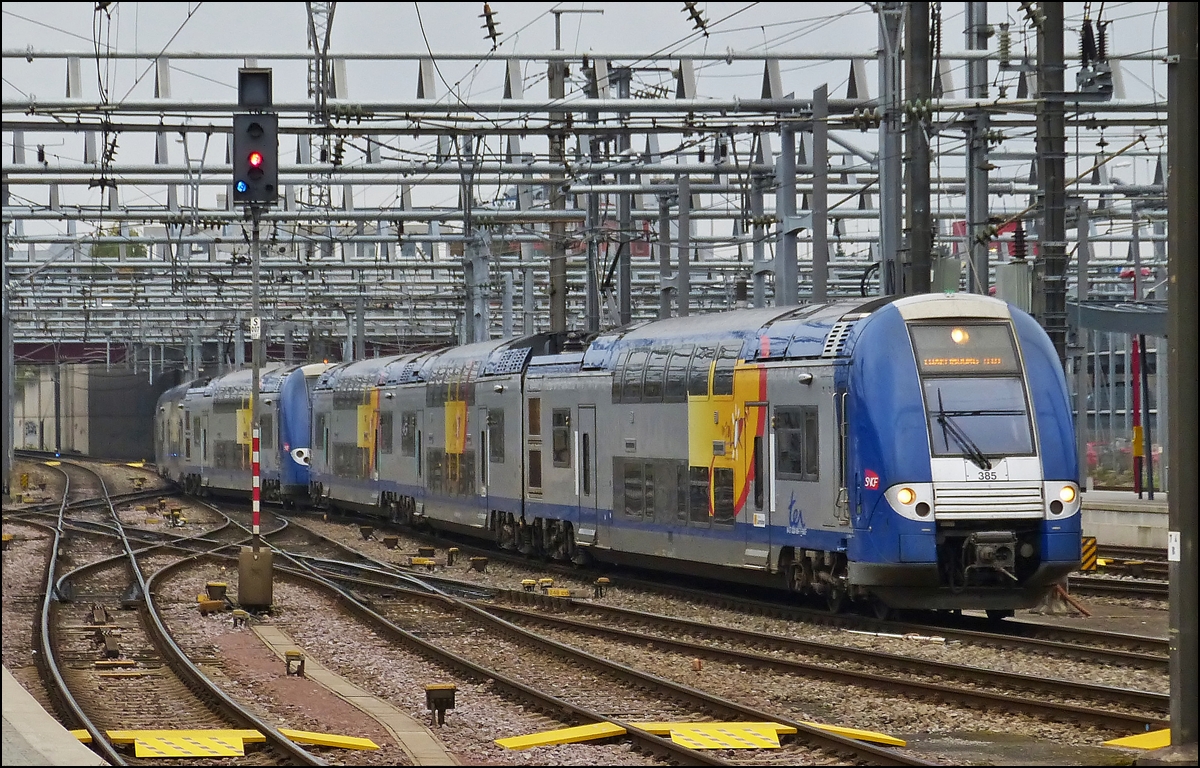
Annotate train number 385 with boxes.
[975,471,998,481]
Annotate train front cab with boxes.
[844,294,1081,613]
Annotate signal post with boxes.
[233,68,278,611]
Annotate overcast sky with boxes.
[1,2,1171,237]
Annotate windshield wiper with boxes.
[939,408,1025,417]
[936,389,992,471]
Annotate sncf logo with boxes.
[864,469,880,489]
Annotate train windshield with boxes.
[908,323,1034,458]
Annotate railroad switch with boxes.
[593,577,610,598]
[92,604,111,625]
[425,684,456,726]
[538,578,554,594]
[410,556,437,570]
[231,609,250,628]
[359,525,374,540]
[522,579,537,592]
[382,536,399,549]
[469,557,488,573]
[447,548,458,566]
[206,582,228,601]
[168,508,186,527]
[285,650,306,677]
[418,546,436,559]
[158,498,169,513]
[103,633,121,659]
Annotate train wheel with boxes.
[871,597,893,621]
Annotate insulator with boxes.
[1013,221,1028,261]
[1098,21,1109,61]
[1081,20,1097,65]
[998,23,1012,66]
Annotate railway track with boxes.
[204,507,934,766]
[25,459,324,766]
[303,558,1167,734]
[294,510,1170,670]
[8,456,1166,765]
[1068,574,1170,599]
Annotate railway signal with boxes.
[232,113,278,206]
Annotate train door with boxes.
[576,405,598,544]
[477,405,490,514]
[415,408,424,483]
[200,416,209,469]
[744,399,771,568]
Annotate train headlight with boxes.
[1058,485,1077,504]
[897,487,916,505]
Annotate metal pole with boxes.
[617,69,632,325]
[502,271,514,339]
[904,1,932,295]
[2,218,12,496]
[1167,2,1198,749]
[547,50,567,332]
[751,174,768,307]
[53,364,61,455]
[1037,1,1069,368]
[355,293,365,360]
[250,206,262,550]
[878,1,905,295]
[965,1,990,294]
[658,194,673,318]
[677,175,691,317]
[586,164,600,333]
[777,120,797,305]
[1075,204,1091,486]
[1140,335,1153,499]
[812,84,829,302]
[1132,334,1143,496]
[522,266,535,335]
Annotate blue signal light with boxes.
[235,180,248,193]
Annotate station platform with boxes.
[1080,489,1169,549]
[2,666,108,766]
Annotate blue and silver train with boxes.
[156,293,1081,615]
[155,362,333,504]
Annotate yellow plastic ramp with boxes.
[105,730,257,758]
[801,721,906,747]
[630,721,797,736]
[279,728,379,750]
[668,723,783,749]
[1104,729,1171,750]
[495,722,627,750]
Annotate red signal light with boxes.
[248,151,264,168]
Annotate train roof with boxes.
[312,353,432,391]
[198,363,334,399]
[580,298,893,370]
